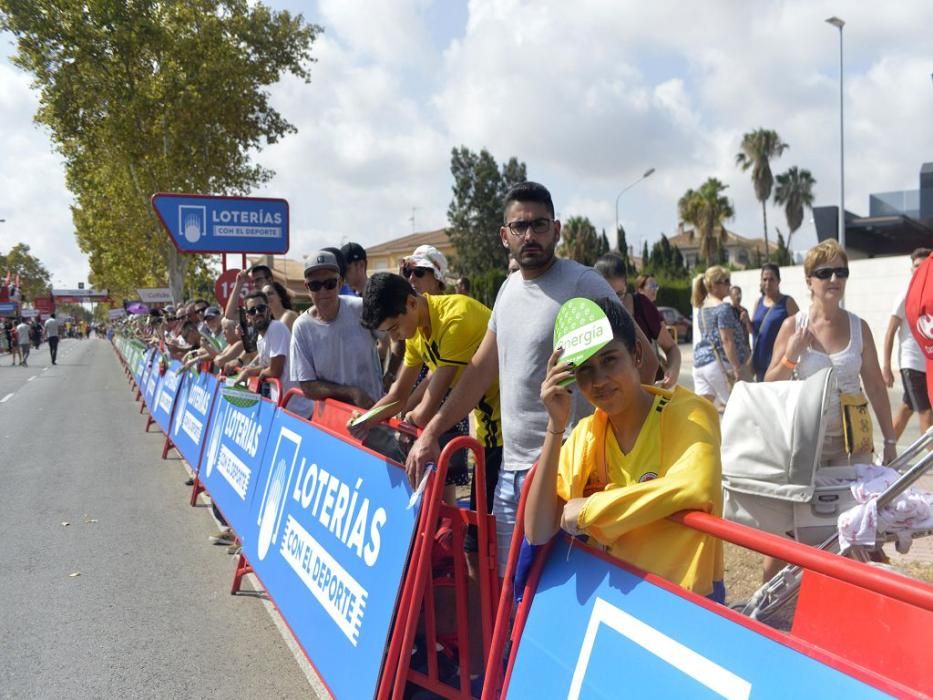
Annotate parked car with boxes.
[658,306,692,344]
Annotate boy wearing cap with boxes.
[341,242,368,296]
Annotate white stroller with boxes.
[720,367,933,623]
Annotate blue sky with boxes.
[2,0,932,289]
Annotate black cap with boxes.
[341,242,367,264]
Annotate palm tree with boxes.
[557,216,600,266]
[677,177,735,266]
[736,129,788,261]
[773,166,817,252]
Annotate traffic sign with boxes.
[151,193,289,255]
[214,269,249,308]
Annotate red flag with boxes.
[905,252,933,401]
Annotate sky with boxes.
[1,0,932,291]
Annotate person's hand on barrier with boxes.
[346,411,371,442]
[560,498,587,536]
[405,432,439,488]
[541,347,573,432]
[881,364,895,388]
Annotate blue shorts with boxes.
[492,469,529,573]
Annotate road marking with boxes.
[1,393,14,403]
[28,375,36,382]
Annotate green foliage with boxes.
[642,234,690,280]
[557,216,602,266]
[677,178,735,265]
[598,230,610,258]
[774,166,816,251]
[612,226,636,274]
[471,268,509,309]
[0,0,319,301]
[653,277,692,317]
[0,243,51,302]
[447,147,527,277]
[736,128,789,262]
[774,230,793,267]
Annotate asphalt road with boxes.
[0,338,322,699]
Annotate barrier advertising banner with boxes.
[505,540,888,699]
[150,360,184,435]
[241,410,419,700]
[169,370,220,470]
[199,387,278,535]
[142,352,161,409]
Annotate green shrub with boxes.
[471,268,509,309]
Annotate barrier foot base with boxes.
[231,552,253,595]
[144,415,155,432]
[189,477,205,507]
[161,436,174,460]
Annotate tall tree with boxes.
[447,147,527,276]
[598,230,610,259]
[736,128,788,262]
[0,243,52,302]
[677,178,735,266]
[0,1,319,302]
[773,166,817,252]
[774,228,794,266]
[557,216,600,266]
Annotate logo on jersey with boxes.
[916,314,933,342]
[638,472,658,482]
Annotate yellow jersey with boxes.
[556,385,724,595]
[404,294,502,447]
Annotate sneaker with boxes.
[208,528,236,546]
[184,477,194,486]
[227,544,242,555]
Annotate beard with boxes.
[517,236,557,270]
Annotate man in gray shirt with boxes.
[407,181,658,570]
[44,313,60,365]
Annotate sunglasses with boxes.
[245,304,269,315]
[403,267,432,279]
[506,217,552,237]
[810,266,850,280]
[164,315,177,322]
[306,278,339,292]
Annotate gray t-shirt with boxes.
[489,258,616,472]
[289,296,384,405]
[44,317,59,338]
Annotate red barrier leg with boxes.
[144,415,155,431]
[230,551,252,595]
[189,476,205,507]
[161,436,174,460]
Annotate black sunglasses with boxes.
[164,315,176,322]
[403,267,431,279]
[810,266,850,280]
[506,217,553,237]
[245,304,269,315]
[306,278,339,292]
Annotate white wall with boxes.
[729,255,911,370]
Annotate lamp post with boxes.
[826,16,845,251]
[614,167,656,243]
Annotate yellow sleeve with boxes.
[556,420,592,503]
[403,337,421,368]
[578,396,721,545]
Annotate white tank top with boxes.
[795,310,863,437]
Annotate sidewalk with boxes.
[677,345,933,568]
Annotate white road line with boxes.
[28,376,36,382]
[1,393,14,403]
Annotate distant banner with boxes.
[109,309,127,320]
[504,539,888,698]
[199,387,278,533]
[137,288,175,304]
[151,360,184,435]
[170,370,220,470]
[240,410,419,699]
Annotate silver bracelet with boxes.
[883,438,896,445]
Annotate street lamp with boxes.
[614,167,656,243]
[826,16,845,251]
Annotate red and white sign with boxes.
[214,269,249,309]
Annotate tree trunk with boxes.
[761,200,770,262]
[166,244,188,305]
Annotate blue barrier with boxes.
[151,360,184,434]
[242,410,419,700]
[504,538,888,699]
[142,351,160,408]
[169,370,220,470]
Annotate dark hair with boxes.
[192,298,208,307]
[322,247,348,278]
[594,297,636,353]
[760,263,781,280]
[457,276,471,291]
[502,181,555,221]
[248,264,272,279]
[265,280,293,310]
[361,273,415,330]
[911,248,932,262]
[181,320,198,336]
[594,253,627,280]
[245,290,268,304]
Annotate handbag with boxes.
[840,391,873,456]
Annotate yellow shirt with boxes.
[403,294,502,447]
[556,385,724,595]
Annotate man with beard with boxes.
[407,181,659,573]
[236,290,296,402]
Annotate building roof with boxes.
[668,227,778,254]
[366,228,451,257]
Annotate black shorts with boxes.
[464,446,503,553]
[901,368,931,412]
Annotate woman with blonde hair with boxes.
[691,266,749,407]
[766,240,895,466]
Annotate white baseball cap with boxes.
[406,245,448,283]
